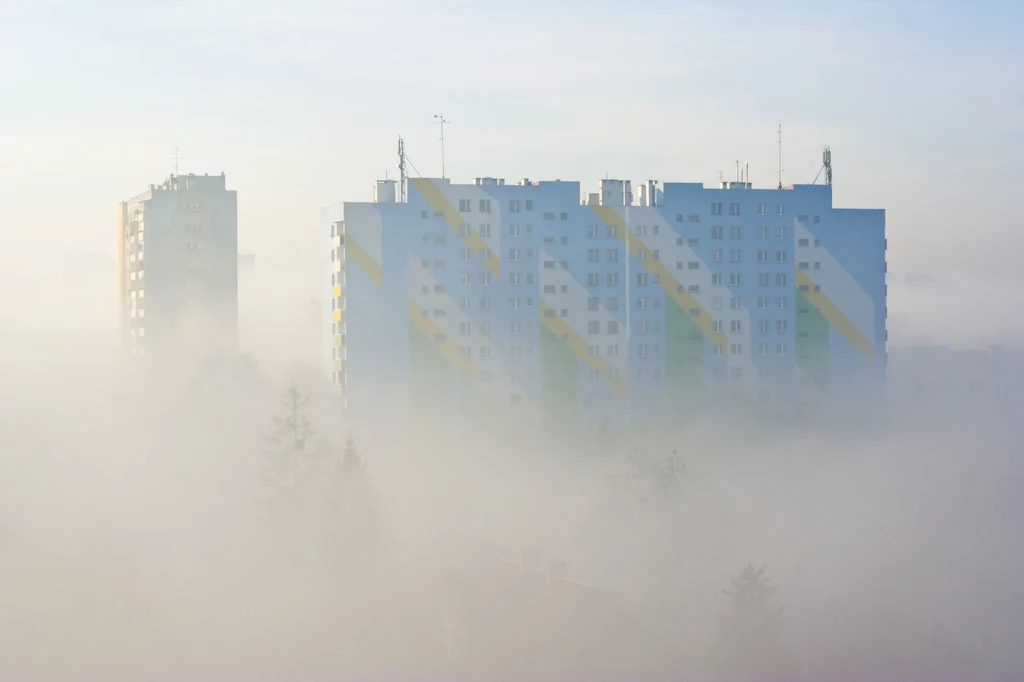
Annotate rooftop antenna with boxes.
[811,145,833,186]
[776,124,784,190]
[735,160,740,183]
[432,115,449,178]
[397,135,407,202]
[171,146,183,177]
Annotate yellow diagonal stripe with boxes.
[410,178,501,279]
[591,206,727,348]
[795,268,875,364]
[346,232,382,287]
[409,300,474,371]
[540,300,628,396]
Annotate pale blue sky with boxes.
[2,0,1022,292]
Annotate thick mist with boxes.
[1,270,1023,681]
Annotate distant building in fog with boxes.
[117,173,238,358]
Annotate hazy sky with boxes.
[2,0,1022,290]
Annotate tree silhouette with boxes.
[715,562,794,678]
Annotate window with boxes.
[758,296,768,309]
[637,297,648,310]
[544,260,556,270]
[509,199,520,213]
[688,261,700,270]
[798,238,809,247]
[653,249,660,261]
[814,238,821,247]
[730,296,741,310]
[712,225,723,239]
[731,320,742,333]
[479,224,492,237]
[814,262,821,270]
[185,202,202,212]
[776,320,788,333]
[607,297,619,311]
[526,200,533,211]
[776,343,788,356]
[459,322,472,336]
[587,249,599,262]
[607,273,619,286]
[757,250,768,263]
[712,320,723,333]
[587,296,599,311]
[509,297,521,310]
[607,344,619,357]
[729,203,741,216]
[687,213,700,223]
[688,308,700,317]
[758,226,769,239]
[460,273,470,285]
[460,297,470,311]
[607,321,619,334]
[775,204,785,216]
[776,250,787,263]
[560,212,568,220]
[729,273,742,286]
[589,344,600,358]
[798,307,810,316]
[688,284,700,294]
[638,344,648,358]
[509,272,522,285]
[712,296,723,310]
[776,296,787,309]
[459,248,470,261]
[711,202,722,215]
[730,344,743,356]
[775,226,786,239]
[758,203,768,216]
[676,261,683,271]
[758,342,769,356]
[712,273,723,287]
[759,319,770,333]
[675,214,683,222]
[798,262,809,271]
[713,249,723,263]
[459,224,471,237]
[480,321,491,336]
[510,224,521,237]
[730,249,742,263]
[776,273,787,286]
[713,344,723,357]
[479,273,491,285]
[509,248,521,261]
[587,224,599,238]
[798,214,809,223]
[587,273,600,286]
[730,226,741,241]
[479,199,492,213]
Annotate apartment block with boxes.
[323,176,885,431]
[118,173,238,359]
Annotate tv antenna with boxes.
[776,125,784,190]
[432,114,449,178]
[812,146,833,186]
[397,135,407,202]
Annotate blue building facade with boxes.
[323,176,886,432]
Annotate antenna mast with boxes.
[823,145,832,186]
[398,136,407,203]
[433,114,449,178]
[776,124,783,190]
[172,146,183,177]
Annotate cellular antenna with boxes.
[398,136,407,202]
[812,145,834,186]
[432,114,449,178]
